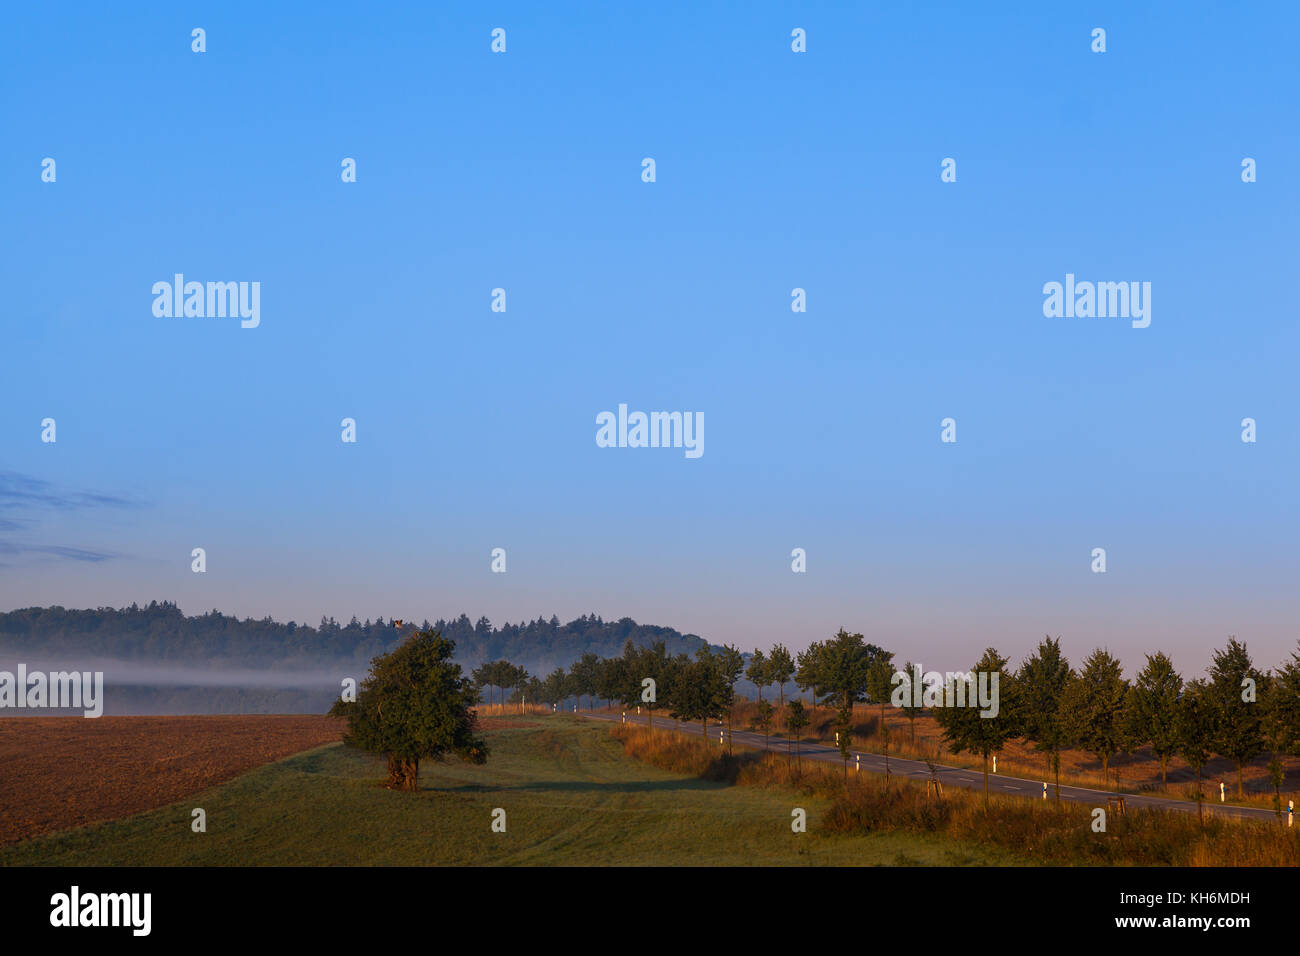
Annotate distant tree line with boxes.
[0,602,708,673]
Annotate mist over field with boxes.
[0,652,346,714]
[0,602,714,713]
[0,656,343,688]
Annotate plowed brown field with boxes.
[0,715,343,846]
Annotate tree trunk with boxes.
[386,755,419,791]
[982,753,989,809]
[1054,753,1061,807]
[1160,756,1168,787]
[1196,767,1204,827]
[1237,763,1244,799]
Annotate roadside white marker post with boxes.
[719,729,723,746]
[1220,782,1225,803]
[1289,800,1294,828]
[993,755,997,774]
[855,754,860,773]
[621,711,625,724]
[1042,782,1047,800]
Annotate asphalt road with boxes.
[581,710,1287,823]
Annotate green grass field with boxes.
[0,717,1023,866]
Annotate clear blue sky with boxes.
[3,1,1298,679]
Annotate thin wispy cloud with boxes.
[0,471,142,566]
[0,471,141,512]
[0,542,118,562]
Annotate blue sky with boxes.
[3,1,1298,678]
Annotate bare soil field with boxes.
[0,715,344,846]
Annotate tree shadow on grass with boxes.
[282,746,344,775]
[429,778,728,795]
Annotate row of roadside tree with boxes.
[473,630,1300,812]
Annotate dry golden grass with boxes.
[475,702,556,718]
[610,722,1300,866]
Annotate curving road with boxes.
[581,711,1288,823]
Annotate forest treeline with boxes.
[0,601,708,673]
